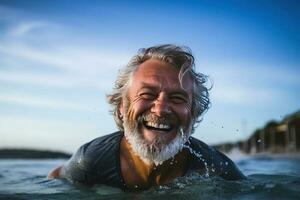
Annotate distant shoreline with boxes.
[225,148,300,161]
[0,149,71,159]
[250,152,300,159]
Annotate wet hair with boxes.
[107,44,210,133]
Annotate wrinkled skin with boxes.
[120,59,194,151]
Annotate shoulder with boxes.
[64,131,124,184]
[187,136,246,180]
[82,131,124,158]
[70,131,123,168]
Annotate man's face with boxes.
[121,59,193,155]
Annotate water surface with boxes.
[0,157,299,200]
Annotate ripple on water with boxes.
[1,159,300,200]
[1,174,300,200]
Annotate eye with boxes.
[170,95,188,104]
[139,92,156,100]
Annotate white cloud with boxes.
[0,7,131,74]
[10,21,49,37]
[211,85,279,105]
[0,41,131,78]
[204,62,300,87]
[0,20,130,91]
[0,93,92,111]
[0,71,115,91]
[0,116,99,152]
[203,62,300,105]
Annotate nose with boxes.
[151,93,171,116]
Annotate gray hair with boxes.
[107,44,210,133]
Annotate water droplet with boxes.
[179,127,184,138]
[183,144,210,177]
[236,129,239,132]
[257,139,261,143]
[134,185,138,188]
[265,183,275,189]
[221,126,224,128]
[225,162,228,166]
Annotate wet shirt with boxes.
[64,131,245,188]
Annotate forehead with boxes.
[130,59,193,92]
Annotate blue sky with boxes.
[0,0,299,153]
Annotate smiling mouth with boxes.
[143,120,173,132]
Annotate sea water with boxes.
[0,157,300,200]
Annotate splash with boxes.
[179,127,210,177]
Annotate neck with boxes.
[120,137,191,189]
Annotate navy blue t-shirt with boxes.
[64,131,245,188]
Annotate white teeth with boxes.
[145,121,170,129]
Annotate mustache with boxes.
[139,112,177,125]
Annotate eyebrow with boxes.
[139,82,159,90]
[139,82,190,97]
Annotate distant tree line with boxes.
[0,149,71,159]
[214,110,300,154]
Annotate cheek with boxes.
[173,104,192,124]
[126,98,152,120]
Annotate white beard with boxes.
[123,119,191,166]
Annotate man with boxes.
[48,44,245,189]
